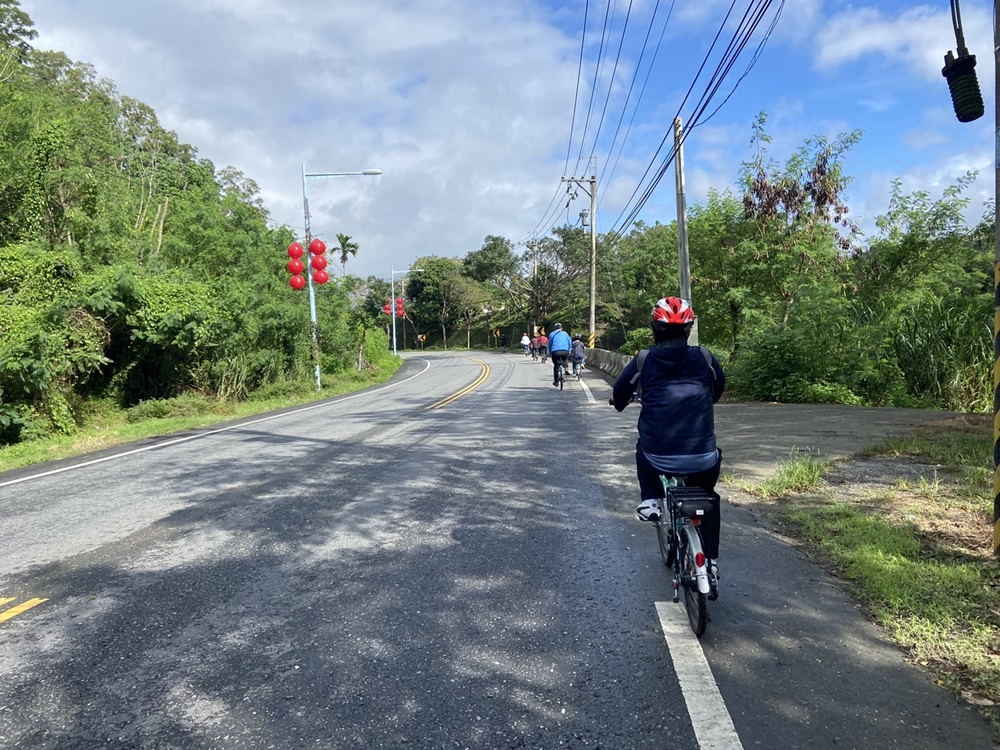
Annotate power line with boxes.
[584,0,635,169]
[563,0,591,177]
[573,0,615,178]
[607,0,785,242]
[599,0,676,207]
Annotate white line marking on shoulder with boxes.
[655,601,744,750]
[0,360,434,488]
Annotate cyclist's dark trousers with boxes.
[551,351,570,382]
[636,443,722,559]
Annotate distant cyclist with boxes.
[538,333,549,363]
[548,323,572,386]
[520,332,531,356]
[608,297,725,574]
[570,334,587,376]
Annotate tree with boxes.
[335,232,359,275]
[406,256,467,346]
[0,0,35,62]
[739,112,860,329]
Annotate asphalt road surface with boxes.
[0,351,993,749]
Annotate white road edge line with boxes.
[655,601,744,750]
[579,377,596,403]
[0,359,434,489]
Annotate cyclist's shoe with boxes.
[708,561,720,600]
[635,499,661,522]
[553,380,558,386]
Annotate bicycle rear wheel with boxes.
[654,510,673,568]
[681,537,708,637]
[559,367,564,390]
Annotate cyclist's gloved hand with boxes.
[608,397,614,406]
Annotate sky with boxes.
[18,0,997,280]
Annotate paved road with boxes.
[0,351,992,749]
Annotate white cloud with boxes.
[814,3,993,84]
[22,0,586,276]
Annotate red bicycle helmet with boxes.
[651,296,694,325]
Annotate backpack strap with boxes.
[629,349,649,385]
[700,346,715,382]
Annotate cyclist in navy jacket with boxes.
[610,297,725,565]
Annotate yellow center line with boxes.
[427,359,490,410]
[0,598,48,624]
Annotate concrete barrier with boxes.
[585,348,632,379]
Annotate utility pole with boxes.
[561,171,598,348]
[674,117,698,345]
[993,1,1000,556]
[529,239,539,334]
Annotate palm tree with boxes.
[336,233,360,275]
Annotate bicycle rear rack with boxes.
[666,486,715,518]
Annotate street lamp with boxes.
[301,163,382,391]
[391,266,423,357]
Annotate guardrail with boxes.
[585,348,632,379]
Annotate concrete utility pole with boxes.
[529,239,539,334]
[674,117,698,345]
[561,172,598,348]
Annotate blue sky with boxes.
[19,0,995,278]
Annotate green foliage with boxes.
[757,454,831,497]
[362,327,394,370]
[618,326,652,356]
[125,392,231,423]
[890,295,992,412]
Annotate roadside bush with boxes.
[125,393,232,423]
[618,327,652,356]
[247,379,312,403]
[362,327,394,370]
[727,325,833,402]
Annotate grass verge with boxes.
[0,362,402,475]
[735,416,1000,731]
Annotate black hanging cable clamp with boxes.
[942,0,984,123]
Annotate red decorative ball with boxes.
[309,239,327,256]
[313,269,330,285]
[287,258,305,274]
[289,274,306,290]
[287,242,305,259]
[311,255,328,271]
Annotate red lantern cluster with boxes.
[287,242,305,289]
[286,239,331,289]
[381,297,406,316]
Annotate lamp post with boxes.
[391,266,423,356]
[301,163,382,390]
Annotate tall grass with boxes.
[892,296,992,413]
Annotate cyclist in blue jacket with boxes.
[609,297,725,570]
[547,323,572,386]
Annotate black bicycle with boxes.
[653,476,717,637]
